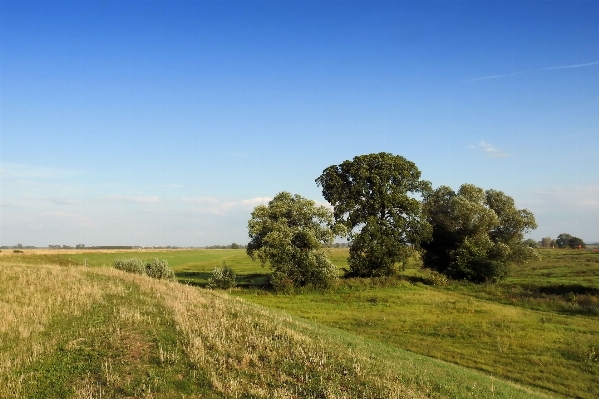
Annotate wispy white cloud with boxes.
[41,211,92,227]
[43,211,78,217]
[0,202,23,208]
[532,186,599,209]
[0,163,80,179]
[469,141,509,158]
[463,61,599,83]
[48,197,78,205]
[107,195,161,203]
[182,196,271,215]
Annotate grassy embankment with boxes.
[4,248,598,397]
[0,255,551,398]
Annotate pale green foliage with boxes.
[316,152,432,277]
[113,257,176,281]
[113,258,146,275]
[207,263,237,289]
[523,238,538,248]
[247,192,344,290]
[145,258,177,281]
[422,184,538,283]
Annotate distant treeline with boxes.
[49,245,135,250]
[205,243,246,249]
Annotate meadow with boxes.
[1,247,597,398]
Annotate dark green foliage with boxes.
[568,236,586,249]
[316,152,431,278]
[422,184,538,283]
[207,262,237,289]
[556,233,574,248]
[556,233,586,249]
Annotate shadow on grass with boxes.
[499,283,599,316]
[535,284,599,296]
[176,271,270,289]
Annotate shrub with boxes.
[419,271,449,286]
[268,252,337,292]
[13,249,24,253]
[269,271,296,294]
[207,263,237,289]
[113,257,146,274]
[145,258,176,281]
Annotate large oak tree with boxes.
[316,153,431,277]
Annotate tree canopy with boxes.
[421,184,538,283]
[315,152,431,277]
[556,233,586,249]
[555,233,573,248]
[246,192,344,290]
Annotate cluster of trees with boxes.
[205,243,245,249]
[0,244,35,249]
[540,234,586,249]
[247,153,539,290]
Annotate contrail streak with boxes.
[463,61,599,84]
[540,61,599,71]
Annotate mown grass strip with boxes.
[0,264,220,398]
[104,268,553,398]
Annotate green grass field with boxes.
[2,247,597,397]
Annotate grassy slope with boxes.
[5,248,597,398]
[0,260,552,399]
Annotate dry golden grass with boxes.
[0,262,126,397]
[103,267,428,398]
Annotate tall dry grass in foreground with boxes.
[0,263,125,397]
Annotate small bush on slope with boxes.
[113,257,146,274]
[207,263,237,289]
[145,258,176,281]
[113,257,176,281]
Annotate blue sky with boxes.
[1,0,598,247]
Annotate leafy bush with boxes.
[145,258,176,281]
[13,249,24,253]
[267,252,337,292]
[419,271,449,286]
[113,258,146,274]
[113,257,176,281]
[269,270,296,294]
[207,263,237,289]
